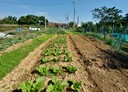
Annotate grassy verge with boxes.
[85,32,115,45]
[85,32,128,53]
[0,34,53,80]
[43,28,66,34]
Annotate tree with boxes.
[122,13,128,26]
[92,6,122,33]
[18,16,26,24]
[38,16,48,25]
[26,15,38,24]
[81,21,95,32]
[92,6,122,24]
[18,15,48,25]
[0,16,17,24]
[68,22,74,28]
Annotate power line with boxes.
[0,0,71,6]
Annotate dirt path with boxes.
[66,35,100,92]
[69,34,128,92]
[0,35,57,92]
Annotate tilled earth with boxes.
[69,34,128,92]
[0,34,128,92]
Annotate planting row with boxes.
[41,35,72,63]
[17,77,82,92]
[0,32,43,51]
[35,65,77,77]
[0,34,53,79]
[15,35,82,92]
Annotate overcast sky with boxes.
[0,0,128,24]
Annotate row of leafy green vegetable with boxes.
[18,77,82,92]
[17,35,82,92]
[42,28,66,34]
[36,65,77,76]
[0,34,53,80]
[0,32,43,51]
[42,35,72,63]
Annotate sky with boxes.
[0,0,128,24]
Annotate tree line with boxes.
[0,14,48,25]
[1,6,128,33]
[77,6,128,33]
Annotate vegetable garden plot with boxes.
[1,34,127,92]
[0,34,57,92]
[15,35,82,92]
[0,32,43,51]
[0,34,53,80]
[69,35,128,92]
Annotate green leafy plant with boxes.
[18,77,44,92]
[66,66,77,73]
[52,51,58,56]
[41,57,49,63]
[44,49,51,56]
[46,78,68,92]
[63,49,69,55]
[68,80,82,92]
[53,56,60,62]
[64,54,72,62]
[36,66,50,76]
[51,66,62,75]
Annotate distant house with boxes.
[48,22,55,27]
[48,22,68,28]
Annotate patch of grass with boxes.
[0,34,53,80]
[85,32,115,46]
[43,28,66,34]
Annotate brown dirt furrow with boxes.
[81,35,128,78]
[70,34,128,92]
[68,35,102,92]
[0,35,57,92]
[80,35,111,51]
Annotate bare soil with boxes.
[0,35,57,92]
[69,34,128,92]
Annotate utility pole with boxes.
[59,20,61,28]
[66,15,69,27]
[77,16,79,26]
[73,0,76,30]
[45,15,47,31]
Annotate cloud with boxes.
[20,5,29,10]
[35,12,47,16]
